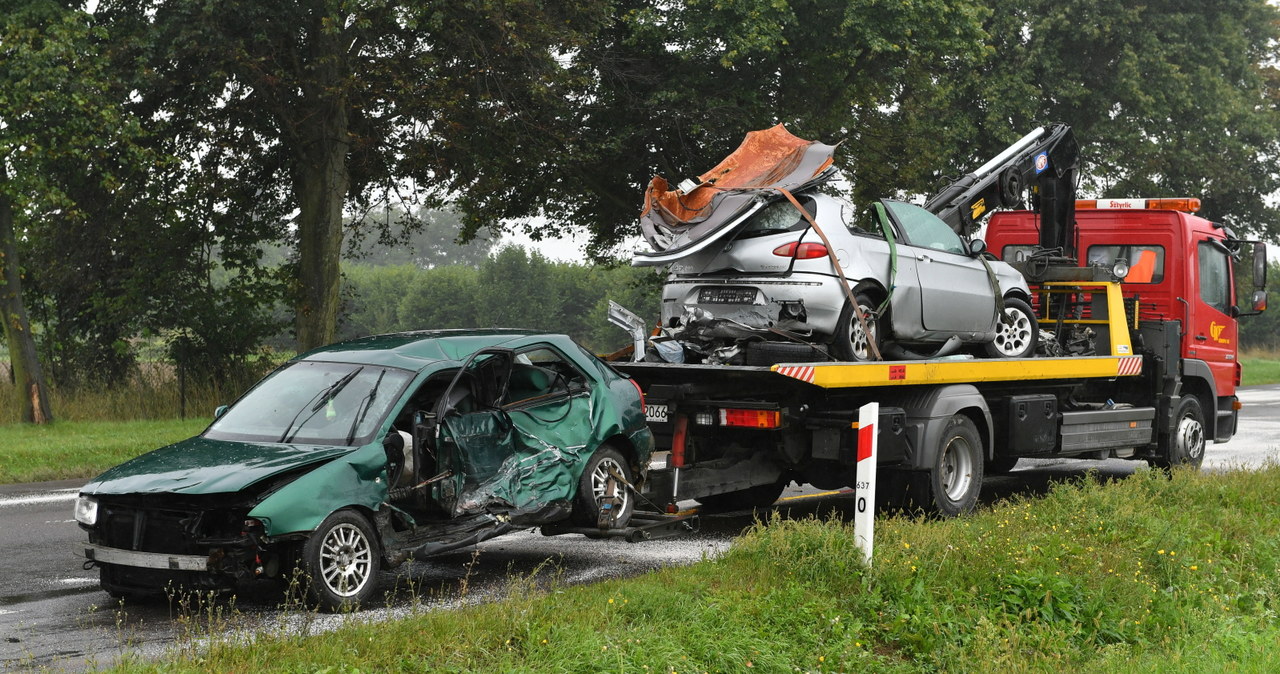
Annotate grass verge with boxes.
[113,465,1280,672]
[0,418,207,484]
[1240,355,1280,386]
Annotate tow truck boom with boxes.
[925,123,1080,257]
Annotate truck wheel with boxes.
[695,480,788,511]
[908,415,984,516]
[573,446,635,529]
[302,509,381,612]
[984,297,1038,358]
[832,293,881,361]
[1151,396,1206,470]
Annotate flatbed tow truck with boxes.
[609,126,1268,517]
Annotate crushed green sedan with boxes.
[75,330,654,610]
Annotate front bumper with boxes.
[84,544,209,571]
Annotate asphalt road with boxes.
[3,384,1278,672]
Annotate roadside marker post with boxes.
[854,402,878,565]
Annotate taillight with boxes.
[772,242,828,259]
[720,408,782,428]
[628,377,645,409]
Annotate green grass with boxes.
[110,465,1280,673]
[1240,355,1280,386]
[0,418,207,484]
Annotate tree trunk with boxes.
[291,43,351,353]
[0,164,53,424]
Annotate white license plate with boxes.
[645,404,669,423]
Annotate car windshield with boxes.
[205,361,414,446]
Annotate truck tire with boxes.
[1151,395,1206,470]
[573,446,635,529]
[832,293,881,361]
[984,297,1038,358]
[695,480,788,511]
[302,509,381,612]
[907,414,984,516]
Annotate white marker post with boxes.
[853,402,879,566]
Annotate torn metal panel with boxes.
[637,125,837,262]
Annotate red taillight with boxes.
[628,377,645,409]
[772,242,828,259]
[719,408,782,428]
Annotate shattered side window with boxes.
[735,197,816,239]
[507,347,587,405]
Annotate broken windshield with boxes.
[205,361,414,446]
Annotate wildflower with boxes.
[1190,565,1199,571]
[903,542,910,549]
[608,598,615,604]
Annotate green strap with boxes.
[873,202,897,314]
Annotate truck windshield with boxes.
[205,361,413,446]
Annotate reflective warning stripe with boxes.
[1117,356,1143,376]
[776,365,816,383]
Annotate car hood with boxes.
[80,436,354,497]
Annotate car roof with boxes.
[296,329,566,371]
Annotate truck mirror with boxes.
[1252,289,1267,313]
[968,238,988,256]
[1253,242,1267,290]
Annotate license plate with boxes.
[698,286,758,304]
[644,404,669,423]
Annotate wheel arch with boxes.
[881,384,993,470]
[1179,360,1218,440]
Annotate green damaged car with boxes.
[75,330,654,610]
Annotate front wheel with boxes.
[302,509,381,612]
[907,414,984,516]
[573,446,635,529]
[984,297,1038,358]
[832,293,881,361]
[1150,395,1206,470]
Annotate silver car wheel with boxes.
[590,455,630,515]
[846,302,878,360]
[319,522,374,598]
[990,304,1033,357]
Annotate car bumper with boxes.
[84,543,209,571]
[662,274,847,337]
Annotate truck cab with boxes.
[985,198,1267,444]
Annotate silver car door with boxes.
[883,200,996,335]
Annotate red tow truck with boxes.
[612,127,1268,516]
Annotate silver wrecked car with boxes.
[632,126,1036,362]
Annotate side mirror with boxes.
[1252,289,1268,313]
[214,405,228,419]
[967,238,988,256]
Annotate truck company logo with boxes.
[1210,321,1232,344]
[1034,152,1049,174]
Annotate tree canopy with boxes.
[2,0,1278,417]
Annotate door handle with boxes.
[1195,335,1208,341]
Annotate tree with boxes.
[0,2,132,421]
[345,208,495,269]
[99,0,611,351]
[940,0,1280,239]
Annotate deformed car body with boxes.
[75,330,653,610]
[633,126,1037,362]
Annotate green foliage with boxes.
[339,246,663,352]
[114,465,1280,672]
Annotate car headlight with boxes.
[74,496,98,526]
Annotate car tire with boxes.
[573,446,635,529]
[906,415,984,516]
[984,297,1038,358]
[302,509,381,612]
[1150,395,1206,470]
[695,480,788,511]
[832,293,881,361]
